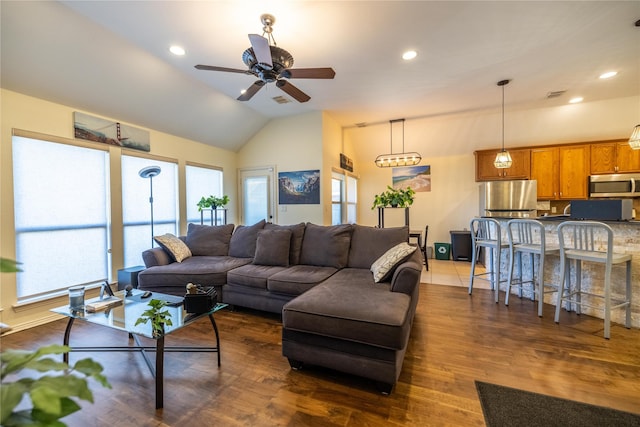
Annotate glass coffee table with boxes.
[51,289,226,409]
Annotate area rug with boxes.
[475,380,640,427]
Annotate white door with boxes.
[239,167,276,225]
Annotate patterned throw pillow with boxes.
[154,233,192,263]
[370,242,416,283]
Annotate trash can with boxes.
[434,242,451,260]
[450,230,472,261]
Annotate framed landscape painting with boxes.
[74,112,150,152]
[278,170,320,204]
[392,165,431,192]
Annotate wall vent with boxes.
[272,96,291,104]
[546,90,566,99]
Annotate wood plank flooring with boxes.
[2,282,639,426]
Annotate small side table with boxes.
[117,266,145,290]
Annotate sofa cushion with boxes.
[370,242,417,283]
[185,223,234,256]
[253,229,291,266]
[226,264,288,290]
[299,223,353,269]
[138,255,252,290]
[264,222,306,265]
[228,219,266,258]
[153,233,192,262]
[282,276,412,349]
[267,265,338,296]
[347,224,409,268]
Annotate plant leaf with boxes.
[0,258,22,272]
[0,382,28,424]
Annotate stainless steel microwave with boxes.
[589,173,640,198]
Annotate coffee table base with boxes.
[62,313,221,409]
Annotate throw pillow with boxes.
[229,219,266,258]
[153,233,192,262]
[185,223,234,256]
[264,222,306,265]
[347,224,409,268]
[299,223,353,269]
[370,242,417,283]
[253,229,292,266]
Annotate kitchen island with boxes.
[486,217,639,330]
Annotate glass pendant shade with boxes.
[375,119,422,168]
[493,150,513,168]
[629,124,640,150]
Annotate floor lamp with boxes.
[139,165,161,247]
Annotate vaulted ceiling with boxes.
[2,1,638,152]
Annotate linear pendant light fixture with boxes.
[494,79,513,169]
[629,124,640,150]
[375,118,422,168]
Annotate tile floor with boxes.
[421,258,491,289]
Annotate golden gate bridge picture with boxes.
[73,111,150,152]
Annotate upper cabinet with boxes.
[475,149,531,181]
[591,140,640,174]
[530,145,590,200]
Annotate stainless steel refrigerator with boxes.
[479,180,537,218]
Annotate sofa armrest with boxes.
[389,250,422,295]
[142,247,172,268]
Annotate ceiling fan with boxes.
[195,14,335,103]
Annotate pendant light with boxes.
[374,118,422,168]
[494,79,513,169]
[628,124,640,150]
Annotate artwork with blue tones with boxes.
[74,112,150,152]
[392,165,431,192]
[278,170,320,204]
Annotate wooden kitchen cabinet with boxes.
[475,148,530,181]
[531,145,589,200]
[590,140,640,174]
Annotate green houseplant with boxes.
[134,299,173,338]
[1,258,111,427]
[371,186,416,209]
[196,195,229,212]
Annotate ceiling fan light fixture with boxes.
[375,119,422,168]
[628,124,640,150]
[494,79,513,169]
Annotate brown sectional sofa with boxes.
[137,221,422,393]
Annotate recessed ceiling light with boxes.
[169,45,185,56]
[599,71,618,79]
[569,97,583,104]
[402,50,417,60]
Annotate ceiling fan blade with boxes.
[248,34,273,68]
[195,64,252,75]
[237,80,266,101]
[282,68,336,79]
[276,80,311,103]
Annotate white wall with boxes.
[0,89,237,330]
[347,96,639,246]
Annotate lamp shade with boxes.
[493,150,513,169]
[629,124,640,150]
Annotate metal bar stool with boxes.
[505,219,559,317]
[469,218,509,303]
[554,221,632,339]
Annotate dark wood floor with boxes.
[2,283,639,426]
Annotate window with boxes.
[122,155,178,267]
[186,164,223,225]
[331,171,358,225]
[13,135,110,300]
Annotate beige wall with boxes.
[0,89,237,330]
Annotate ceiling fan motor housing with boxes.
[242,46,294,82]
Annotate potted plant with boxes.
[196,195,229,212]
[1,259,111,427]
[371,185,416,209]
[134,299,173,338]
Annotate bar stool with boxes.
[505,219,559,317]
[554,221,632,339]
[469,218,509,303]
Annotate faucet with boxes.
[563,203,571,215]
